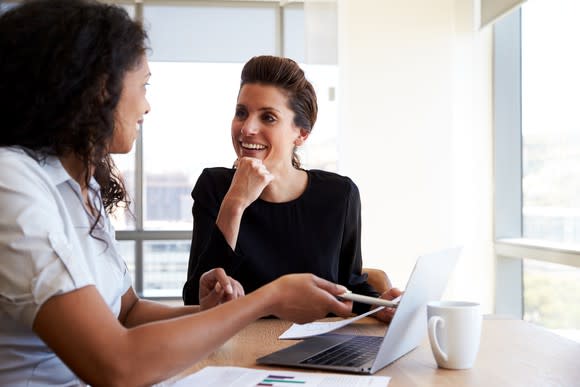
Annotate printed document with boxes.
[164,366,390,386]
[279,306,384,340]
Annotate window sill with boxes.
[495,238,580,268]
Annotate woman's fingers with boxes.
[199,269,245,310]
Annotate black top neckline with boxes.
[255,168,311,206]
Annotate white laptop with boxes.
[257,247,461,374]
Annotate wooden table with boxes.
[181,317,580,386]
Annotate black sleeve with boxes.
[338,179,380,314]
[182,169,245,305]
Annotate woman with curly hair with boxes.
[0,1,353,385]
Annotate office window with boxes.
[519,0,580,341]
[144,4,276,63]
[111,1,339,298]
[522,0,580,244]
[141,61,242,231]
[143,240,190,298]
[495,0,580,342]
[523,259,580,342]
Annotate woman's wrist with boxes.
[215,194,247,250]
[221,193,247,216]
[251,282,281,318]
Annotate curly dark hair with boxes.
[240,55,318,168]
[0,0,148,219]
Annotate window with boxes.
[523,259,580,342]
[111,1,339,299]
[521,0,580,244]
[494,0,580,342]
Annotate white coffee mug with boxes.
[427,301,482,370]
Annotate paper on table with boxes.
[164,366,390,386]
[278,306,385,340]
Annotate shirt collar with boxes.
[42,155,71,186]
[41,155,100,191]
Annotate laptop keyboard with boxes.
[300,335,383,367]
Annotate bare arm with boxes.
[216,157,273,249]
[33,274,352,387]
[121,268,244,328]
[120,291,198,328]
[215,196,246,250]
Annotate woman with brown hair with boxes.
[183,55,400,321]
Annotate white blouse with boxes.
[0,147,132,386]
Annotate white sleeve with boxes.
[0,154,94,327]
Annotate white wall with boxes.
[337,0,494,311]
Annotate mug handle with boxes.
[428,316,448,362]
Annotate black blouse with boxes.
[182,167,379,314]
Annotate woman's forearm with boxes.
[122,288,275,385]
[34,275,351,387]
[215,195,245,250]
[34,285,276,387]
[122,297,200,328]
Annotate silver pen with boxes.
[339,291,401,308]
